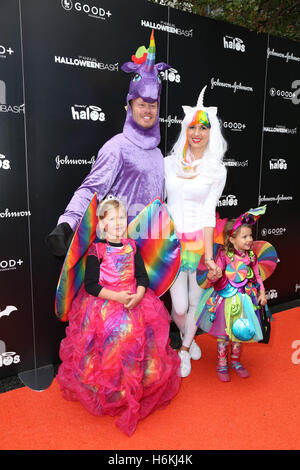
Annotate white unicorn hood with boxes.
[169,85,227,180]
[181,86,217,127]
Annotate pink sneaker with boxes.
[230,342,249,378]
[217,368,230,382]
[217,339,230,382]
[231,362,249,378]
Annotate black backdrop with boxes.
[0,0,299,381]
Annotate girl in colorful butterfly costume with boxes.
[195,206,271,382]
[56,197,180,436]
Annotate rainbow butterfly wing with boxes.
[252,240,279,281]
[127,198,181,297]
[55,193,98,321]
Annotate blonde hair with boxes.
[96,197,127,238]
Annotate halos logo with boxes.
[223,36,245,52]
[269,158,287,170]
[0,351,21,368]
[71,104,105,122]
[61,0,112,20]
[0,311,21,367]
[0,153,10,170]
[266,289,278,300]
[160,68,181,84]
[217,194,238,207]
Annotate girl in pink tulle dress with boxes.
[56,197,181,436]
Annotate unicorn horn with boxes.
[144,29,156,71]
[197,85,207,108]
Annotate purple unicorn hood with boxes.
[121,30,170,149]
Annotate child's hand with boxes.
[205,259,218,274]
[116,291,133,305]
[207,269,216,280]
[124,294,141,310]
[258,291,267,306]
[215,266,222,278]
[124,287,145,310]
[205,260,222,278]
[207,267,222,280]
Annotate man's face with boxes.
[130,97,158,128]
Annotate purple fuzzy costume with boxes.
[58,34,170,230]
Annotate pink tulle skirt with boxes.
[56,285,181,436]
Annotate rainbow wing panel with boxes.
[127,198,181,297]
[252,240,279,281]
[55,193,98,321]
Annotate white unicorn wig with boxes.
[169,86,227,180]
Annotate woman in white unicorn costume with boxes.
[164,86,227,377]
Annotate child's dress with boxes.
[56,238,180,436]
[195,249,264,342]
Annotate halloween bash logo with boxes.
[141,19,193,37]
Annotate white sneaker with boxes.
[180,332,202,361]
[189,340,202,360]
[178,350,191,378]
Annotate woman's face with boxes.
[187,123,210,155]
[99,206,127,242]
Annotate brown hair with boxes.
[223,219,252,255]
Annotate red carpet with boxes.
[1,307,299,450]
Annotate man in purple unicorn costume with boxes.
[46,31,169,256]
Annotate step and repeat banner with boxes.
[0,0,299,379]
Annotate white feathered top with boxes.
[164,154,226,233]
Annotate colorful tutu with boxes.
[179,229,204,272]
[56,240,180,436]
[195,248,264,343]
[195,282,263,343]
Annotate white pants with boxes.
[170,270,204,348]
